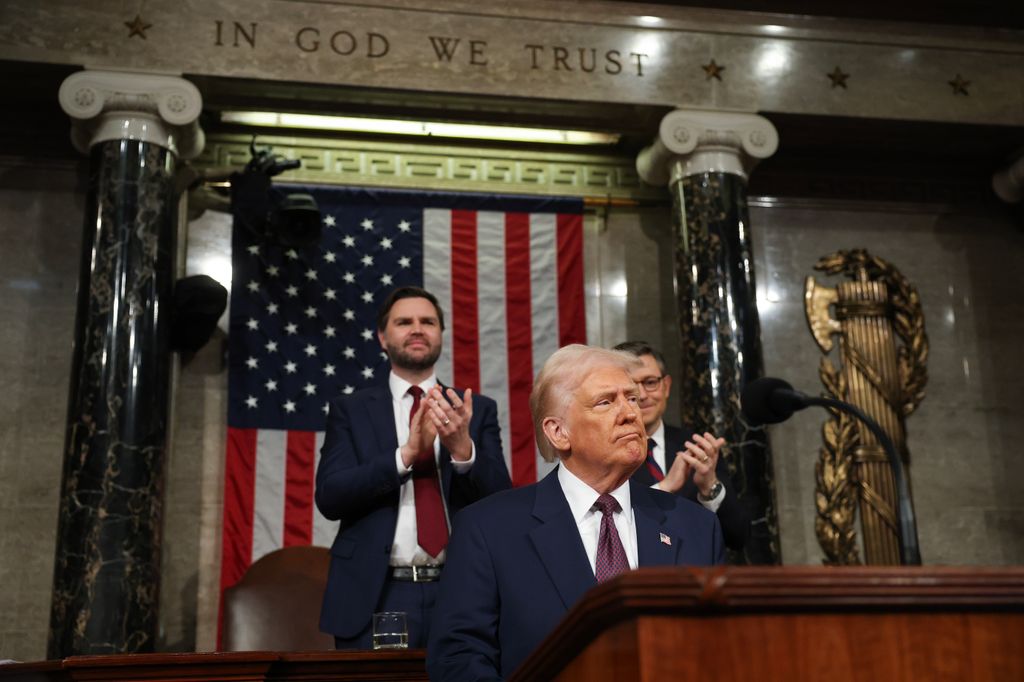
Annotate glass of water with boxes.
[372,611,408,650]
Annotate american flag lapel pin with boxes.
[660,532,671,546]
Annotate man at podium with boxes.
[428,345,724,680]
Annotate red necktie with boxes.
[408,386,448,557]
[645,438,665,482]
[594,494,630,582]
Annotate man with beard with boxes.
[315,286,511,650]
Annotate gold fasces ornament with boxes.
[804,249,929,565]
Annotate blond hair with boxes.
[529,344,642,462]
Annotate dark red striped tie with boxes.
[644,438,665,482]
[408,386,448,557]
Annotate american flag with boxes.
[219,185,585,609]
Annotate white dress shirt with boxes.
[649,422,725,513]
[557,464,639,575]
[388,371,475,566]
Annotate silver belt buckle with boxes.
[412,565,426,582]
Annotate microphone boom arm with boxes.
[803,394,922,565]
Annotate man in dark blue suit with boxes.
[315,287,511,650]
[615,341,751,552]
[428,345,724,681]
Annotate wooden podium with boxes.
[511,566,1024,682]
[3,567,1022,681]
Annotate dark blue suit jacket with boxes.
[314,383,511,638]
[631,424,751,551]
[427,469,724,680]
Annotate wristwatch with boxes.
[699,480,723,502]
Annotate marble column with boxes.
[48,71,204,657]
[637,109,780,564]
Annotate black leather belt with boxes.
[390,565,443,582]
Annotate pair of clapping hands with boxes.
[657,432,726,498]
[401,386,474,466]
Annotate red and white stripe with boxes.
[425,208,585,486]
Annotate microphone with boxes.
[741,376,922,565]
[740,377,809,425]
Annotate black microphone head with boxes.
[741,377,805,425]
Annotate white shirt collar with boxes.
[557,463,632,524]
[649,421,665,453]
[388,371,438,400]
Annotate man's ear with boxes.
[377,329,387,352]
[542,417,570,453]
[662,373,672,398]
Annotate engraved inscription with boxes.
[209,20,652,80]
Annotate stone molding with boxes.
[195,134,664,200]
[636,109,779,185]
[58,70,205,159]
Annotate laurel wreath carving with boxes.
[814,356,861,565]
[814,249,929,416]
[810,249,927,565]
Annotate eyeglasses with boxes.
[637,376,665,392]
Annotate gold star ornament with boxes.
[125,15,152,39]
[948,74,970,96]
[827,66,849,89]
[702,59,725,81]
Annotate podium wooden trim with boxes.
[510,566,1024,682]
[0,649,428,681]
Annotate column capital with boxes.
[993,152,1024,203]
[58,70,205,159]
[636,109,778,186]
